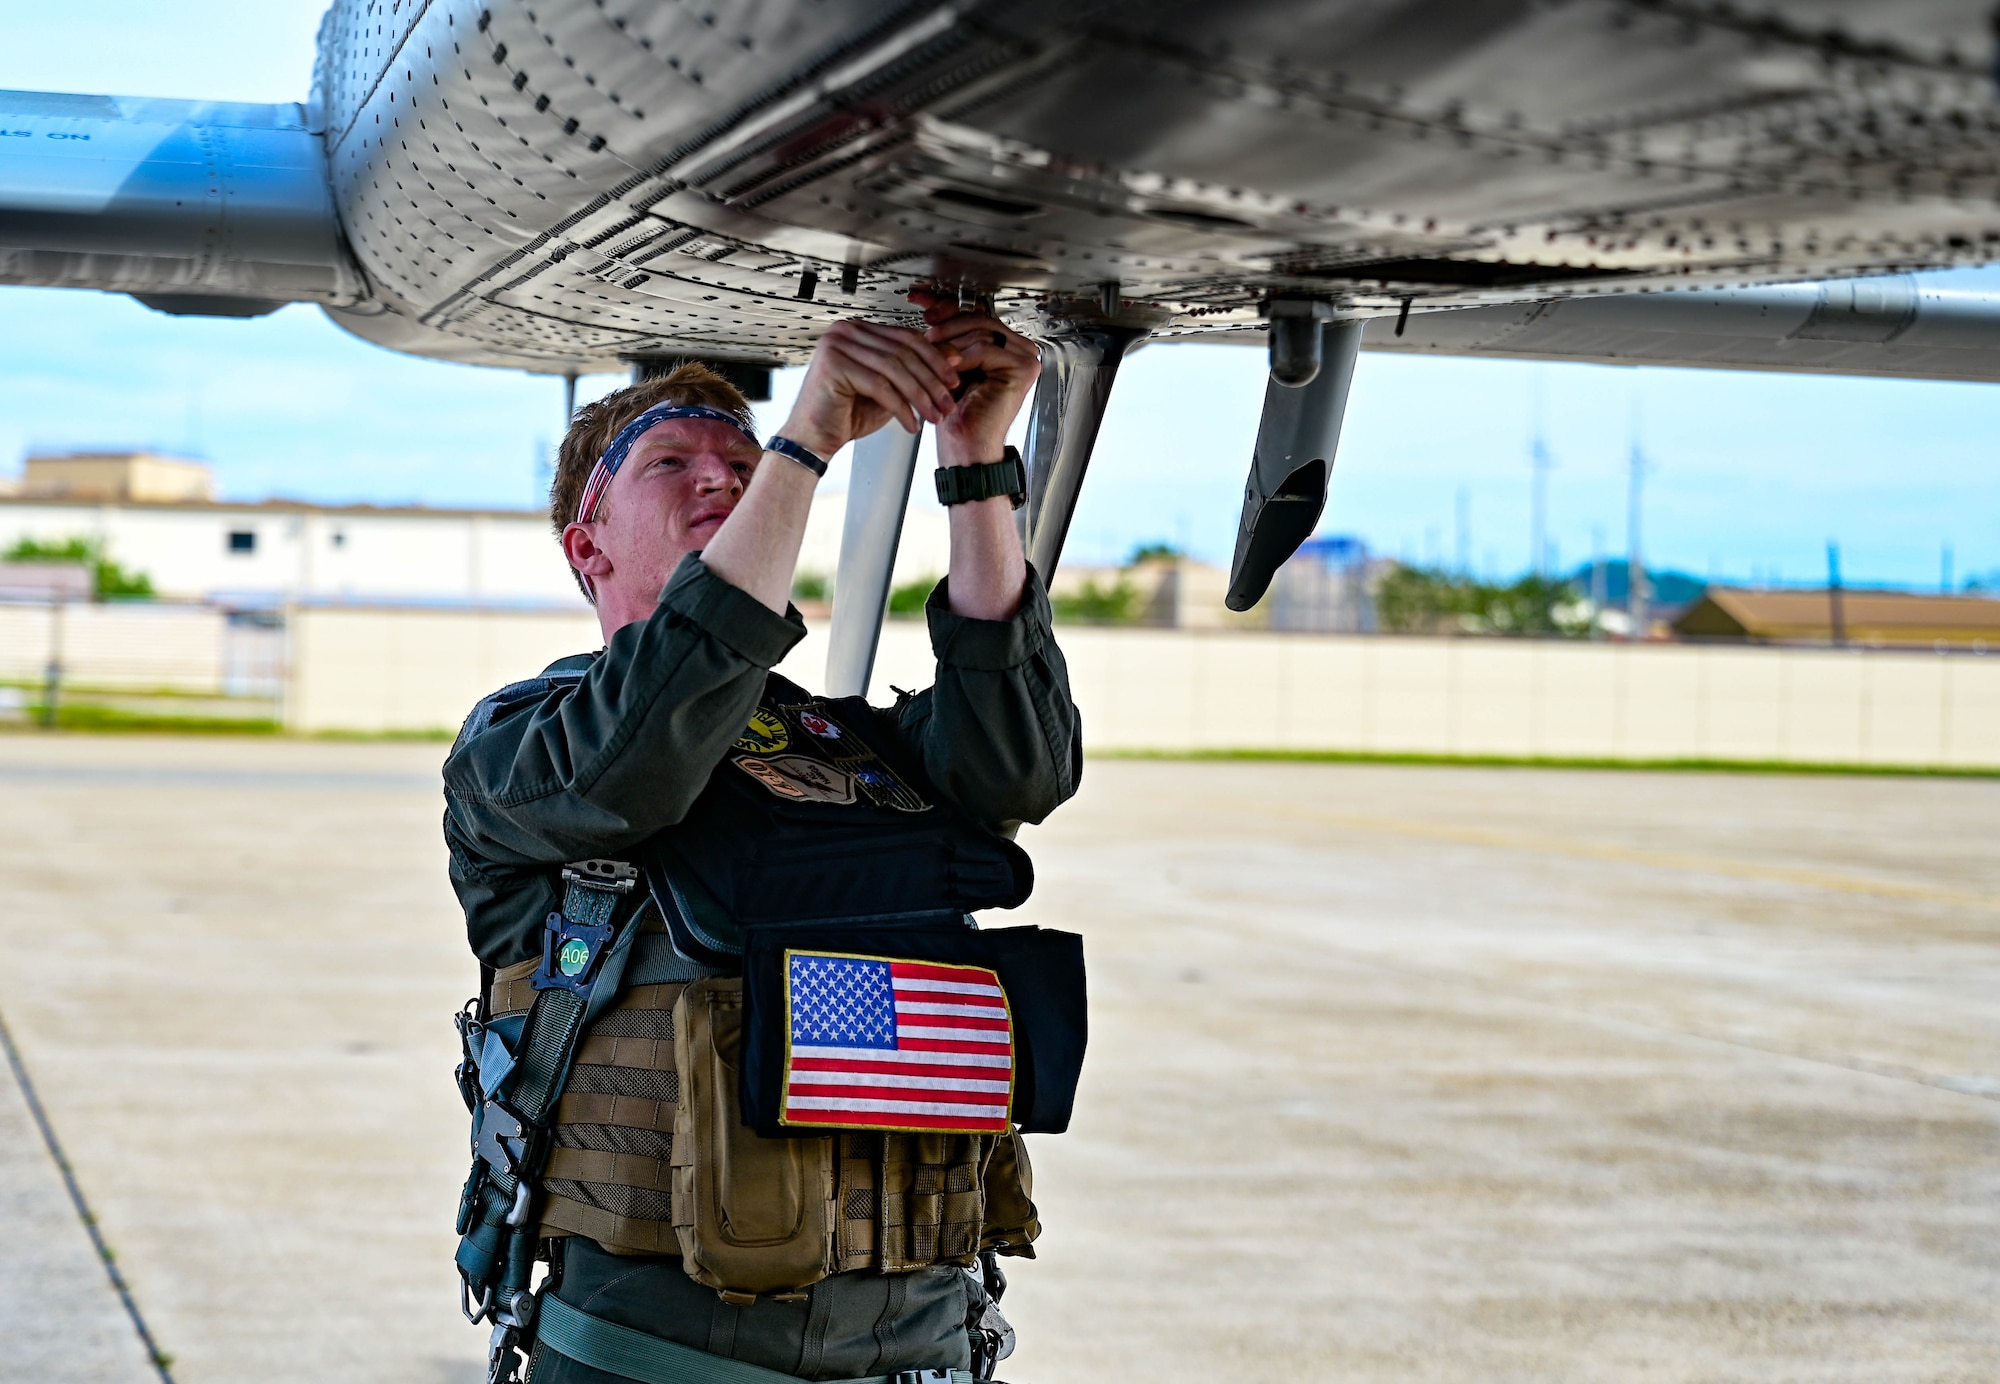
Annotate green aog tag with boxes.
[558,937,593,978]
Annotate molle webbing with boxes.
[489,963,1026,1271]
[492,964,686,1256]
[843,1132,986,1272]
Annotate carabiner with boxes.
[461,1277,496,1326]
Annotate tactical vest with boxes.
[484,674,1043,1279]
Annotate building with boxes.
[19,451,217,504]
[1047,556,1269,629]
[1267,536,1382,633]
[1676,587,2000,649]
[0,450,947,607]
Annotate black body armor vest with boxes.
[645,672,1033,939]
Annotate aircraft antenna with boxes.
[1454,485,1471,576]
[1590,523,1608,639]
[1626,401,1650,638]
[1529,373,1554,578]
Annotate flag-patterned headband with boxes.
[573,403,762,525]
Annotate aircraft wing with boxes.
[0,88,362,316]
[1361,277,2000,384]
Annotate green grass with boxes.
[8,704,282,735]
[0,709,464,740]
[1092,747,2000,779]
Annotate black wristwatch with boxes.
[934,446,1027,509]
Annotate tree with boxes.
[3,536,154,598]
[1376,564,1590,637]
[887,576,937,615]
[1051,575,1140,624]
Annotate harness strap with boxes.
[535,1294,972,1384]
[458,859,642,1383]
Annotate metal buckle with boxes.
[505,1177,534,1228]
[461,1278,495,1325]
[531,909,617,996]
[475,1099,532,1178]
[496,1288,538,1330]
[486,1321,524,1384]
[562,858,637,893]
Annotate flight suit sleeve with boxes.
[444,552,805,866]
[891,564,1082,828]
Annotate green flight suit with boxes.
[442,553,1081,1382]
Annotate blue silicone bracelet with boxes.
[764,435,829,478]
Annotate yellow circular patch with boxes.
[734,708,789,755]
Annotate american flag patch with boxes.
[781,950,1014,1134]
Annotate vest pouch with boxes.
[978,1129,1040,1258]
[876,1132,987,1272]
[671,978,837,1298]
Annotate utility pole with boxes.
[1455,486,1471,575]
[563,371,579,424]
[1590,524,1608,639]
[1626,411,1649,639]
[41,593,64,730]
[1530,436,1554,577]
[1827,542,1846,647]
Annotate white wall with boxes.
[0,499,586,605]
[0,490,949,606]
[287,610,2000,769]
[287,605,602,733]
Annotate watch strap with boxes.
[934,446,1026,509]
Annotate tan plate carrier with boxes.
[490,934,1039,1302]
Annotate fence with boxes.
[280,606,2000,769]
[0,599,283,728]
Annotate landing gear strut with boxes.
[824,422,924,698]
[1018,325,1148,576]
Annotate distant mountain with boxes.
[1570,559,1705,608]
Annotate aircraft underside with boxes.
[313,0,2000,369]
[3,1,2000,367]
[5,0,2000,671]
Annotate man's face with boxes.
[577,417,763,605]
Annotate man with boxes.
[443,294,1081,1384]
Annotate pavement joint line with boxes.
[1210,908,2000,1107]
[0,1002,177,1384]
[1236,801,2000,913]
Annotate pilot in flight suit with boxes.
[443,295,1081,1384]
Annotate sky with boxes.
[1,2,1996,591]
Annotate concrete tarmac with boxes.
[0,736,1993,1383]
